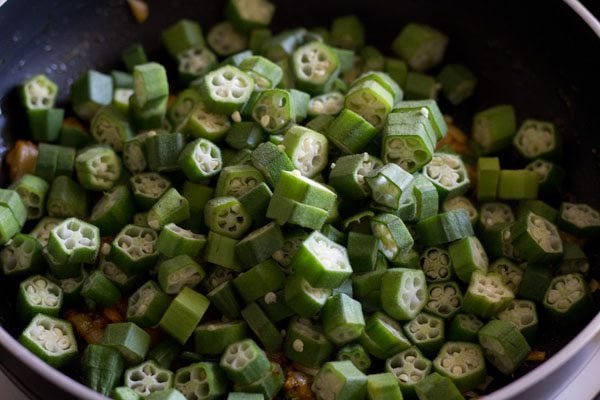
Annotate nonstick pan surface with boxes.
[1,0,600,398]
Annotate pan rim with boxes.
[0,1,598,399]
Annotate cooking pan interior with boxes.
[1,0,600,398]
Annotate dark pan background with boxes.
[1,0,600,398]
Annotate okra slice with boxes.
[133,63,169,109]
[267,194,328,230]
[463,271,514,319]
[90,185,136,236]
[478,202,515,232]
[367,164,413,211]
[292,41,340,95]
[251,142,295,187]
[273,170,336,210]
[558,202,600,237]
[437,64,477,105]
[403,312,445,357]
[207,281,243,319]
[415,372,464,400]
[19,314,78,368]
[9,174,49,220]
[489,258,523,294]
[121,43,147,71]
[177,45,217,85]
[20,74,58,110]
[199,66,254,114]
[216,165,265,198]
[284,317,334,368]
[330,14,364,50]
[124,360,174,397]
[283,273,331,317]
[420,247,453,283]
[27,108,64,142]
[17,275,63,322]
[325,109,377,154]
[312,361,368,400]
[90,106,134,151]
[238,182,272,227]
[511,212,563,264]
[381,268,427,321]
[34,143,76,183]
[322,293,366,346]
[385,346,432,398]
[251,89,305,134]
[75,145,122,191]
[425,281,463,320]
[405,72,440,100]
[156,223,206,259]
[346,81,394,131]
[306,114,335,132]
[517,199,558,223]
[122,133,151,175]
[308,91,345,117]
[392,100,447,140]
[496,299,538,344]
[81,270,122,308]
[497,169,539,200]
[478,320,530,375]
[447,313,484,343]
[30,217,62,247]
[167,89,202,128]
[159,287,210,344]
[127,280,172,328]
[232,361,284,399]
[366,372,403,400]
[423,153,470,200]
[47,176,89,219]
[382,122,435,174]
[441,196,477,227]
[1,233,44,277]
[433,341,485,392]
[513,119,560,160]
[477,157,500,202]
[203,231,242,271]
[178,138,223,182]
[70,70,113,120]
[291,231,352,289]
[543,273,592,323]
[226,122,267,151]
[371,213,414,262]
[525,159,565,195]
[234,259,285,302]
[360,311,412,360]
[220,339,271,385]
[59,118,94,149]
[194,320,248,356]
[158,255,206,295]
[205,196,252,239]
[100,257,144,293]
[226,0,275,33]
[130,172,171,210]
[336,343,372,373]
[235,223,284,268]
[162,19,205,59]
[103,322,150,365]
[472,104,516,154]
[110,224,159,275]
[145,132,187,173]
[239,55,283,90]
[558,243,589,275]
[282,125,329,177]
[346,232,378,273]
[182,101,232,142]
[82,344,126,396]
[46,217,99,265]
[174,362,228,399]
[392,23,448,72]
[449,236,489,283]
[147,188,190,230]
[207,21,248,57]
[517,264,552,303]
[329,153,383,200]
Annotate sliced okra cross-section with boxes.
[381,268,428,321]
[442,196,478,226]
[420,247,453,283]
[462,271,514,319]
[207,21,248,57]
[147,188,190,230]
[311,361,368,400]
[359,311,412,360]
[558,202,600,237]
[10,174,49,220]
[19,314,78,368]
[525,159,565,195]
[496,299,539,344]
[366,164,414,211]
[447,313,484,343]
[122,132,151,175]
[489,258,523,294]
[177,45,218,85]
[239,55,283,90]
[391,23,448,72]
[90,106,134,151]
[477,202,515,232]
[216,165,265,198]
[20,74,58,110]
[158,255,206,295]
[385,346,432,398]
[251,89,310,134]
[307,91,345,117]
[219,338,271,385]
[282,125,328,178]
[130,172,172,210]
[510,212,563,264]
[370,213,414,262]
[543,273,592,323]
[433,341,486,392]
[127,280,172,328]
[425,281,463,320]
[182,101,232,142]
[75,145,122,191]
[17,275,63,321]
[423,152,470,200]
[513,119,560,161]
[199,66,254,114]
[178,138,223,182]
[174,362,228,399]
[471,104,516,155]
[0,233,44,277]
[124,360,174,397]
[402,312,445,357]
[46,217,100,265]
[448,235,489,283]
[328,153,383,200]
[283,273,331,318]
[382,122,435,174]
[205,196,252,239]
[336,343,372,373]
[478,320,530,376]
[110,224,159,275]
[345,80,394,129]
[291,231,352,289]
[226,0,275,33]
[292,41,340,95]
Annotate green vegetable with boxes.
[19,314,78,368]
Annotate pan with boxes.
[0,0,599,398]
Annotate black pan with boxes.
[1,0,600,399]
